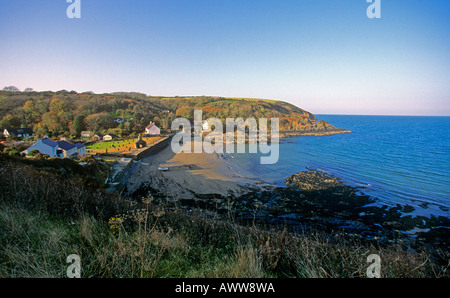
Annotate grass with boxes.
[87,137,158,150]
[0,158,448,278]
[0,204,266,278]
[86,136,164,155]
[0,201,448,278]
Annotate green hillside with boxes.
[0,90,345,139]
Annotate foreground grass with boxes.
[0,203,447,278]
[0,155,447,278]
[0,204,268,278]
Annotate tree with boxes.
[23,100,41,124]
[33,123,48,138]
[73,115,85,137]
[0,114,22,128]
[176,106,194,120]
[42,112,64,133]
[2,86,20,92]
[84,112,113,132]
[49,98,70,114]
[24,88,34,92]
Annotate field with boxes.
[86,136,165,155]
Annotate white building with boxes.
[145,122,161,135]
[22,139,87,158]
[57,141,78,157]
[75,143,87,157]
[81,131,92,138]
[202,120,211,131]
[3,128,34,138]
[103,134,117,141]
[22,138,59,157]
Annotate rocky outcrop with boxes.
[284,170,348,191]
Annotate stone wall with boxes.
[134,136,172,160]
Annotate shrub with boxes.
[27,149,40,157]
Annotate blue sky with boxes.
[0,0,449,115]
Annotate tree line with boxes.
[0,89,319,139]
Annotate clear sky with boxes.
[0,0,449,116]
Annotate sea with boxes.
[223,115,450,218]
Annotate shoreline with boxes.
[199,128,353,144]
[124,143,449,251]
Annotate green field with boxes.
[87,136,164,151]
[87,139,136,150]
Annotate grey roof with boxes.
[41,138,59,148]
[74,143,85,149]
[6,128,34,136]
[57,140,76,151]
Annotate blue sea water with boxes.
[225,115,450,218]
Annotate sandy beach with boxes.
[124,141,264,200]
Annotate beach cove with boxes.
[123,137,449,253]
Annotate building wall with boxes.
[77,147,86,156]
[81,131,92,138]
[146,126,161,135]
[61,147,78,157]
[25,141,57,157]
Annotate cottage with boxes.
[145,122,161,135]
[22,138,59,157]
[202,120,211,131]
[57,141,78,157]
[91,133,103,141]
[3,128,34,138]
[103,134,117,141]
[81,131,92,138]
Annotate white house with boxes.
[145,122,161,135]
[22,138,59,157]
[202,120,211,131]
[3,128,34,138]
[57,141,78,157]
[81,131,92,138]
[103,134,117,141]
[23,139,86,158]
